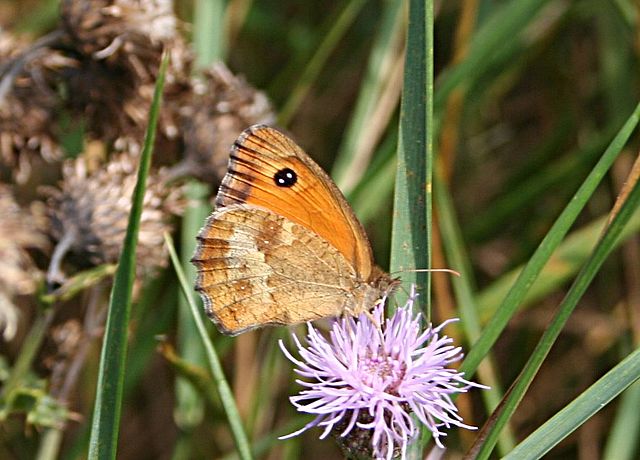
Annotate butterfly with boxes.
[191,125,396,335]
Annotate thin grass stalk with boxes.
[332,0,405,192]
[0,307,55,410]
[164,233,253,460]
[434,174,516,453]
[278,0,367,127]
[87,53,169,460]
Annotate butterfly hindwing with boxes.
[192,205,360,335]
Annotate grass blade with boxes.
[390,0,429,308]
[193,0,226,65]
[434,174,515,453]
[87,53,168,460]
[331,0,405,193]
[164,233,253,460]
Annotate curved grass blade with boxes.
[164,233,253,460]
[434,0,552,112]
[468,152,640,459]
[278,0,367,127]
[434,174,515,453]
[461,101,640,379]
[332,0,405,193]
[87,53,169,460]
[503,348,640,460]
[40,264,116,305]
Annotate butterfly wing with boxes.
[215,124,375,280]
[192,205,364,335]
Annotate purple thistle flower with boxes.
[279,288,486,459]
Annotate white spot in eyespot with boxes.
[264,240,269,244]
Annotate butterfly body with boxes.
[192,125,394,335]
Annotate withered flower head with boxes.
[0,185,48,340]
[61,0,178,62]
[60,0,192,154]
[0,31,76,182]
[43,153,183,284]
[175,62,275,183]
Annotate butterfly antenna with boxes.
[389,267,461,278]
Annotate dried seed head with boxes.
[43,153,183,283]
[60,0,190,88]
[0,184,48,340]
[176,62,275,183]
[61,0,178,63]
[0,31,75,182]
[60,0,193,153]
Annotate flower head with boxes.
[279,288,486,459]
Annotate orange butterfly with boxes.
[191,125,396,335]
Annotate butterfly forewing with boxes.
[215,125,374,279]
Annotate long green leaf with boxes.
[87,53,168,460]
[390,0,429,308]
